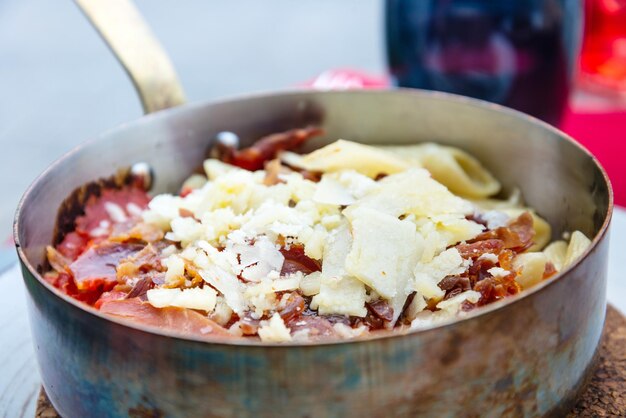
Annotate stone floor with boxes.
[0,0,384,234]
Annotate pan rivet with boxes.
[215,131,239,148]
[210,131,240,159]
[130,162,153,191]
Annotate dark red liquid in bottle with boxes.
[386,1,583,126]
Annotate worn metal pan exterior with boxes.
[14,90,612,418]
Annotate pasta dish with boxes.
[43,128,591,342]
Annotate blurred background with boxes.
[0,0,382,237]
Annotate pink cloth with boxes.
[562,110,626,207]
[304,69,626,206]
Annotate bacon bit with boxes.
[455,239,504,259]
[352,310,386,330]
[130,244,162,270]
[74,187,150,238]
[374,173,388,181]
[279,245,321,275]
[225,127,324,171]
[69,242,143,291]
[508,212,535,247]
[396,292,417,325]
[279,292,306,323]
[425,298,440,312]
[471,212,535,251]
[182,262,205,288]
[543,262,558,280]
[474,262,521,306]
[439,276,472,300]
[365,299,394,322]
[466,213,488,227]
[287,315,336,338]
[125,277,155,300]
[474,275,521,306]
[460,300,477,312]
[467,257,497,286]
[299,170,322,183]
[239,313,261,335]
[178,208,195,218]
[99,298,232,338]
[498,249,516,272]
[56,231,89,261]
[114,244,162,285]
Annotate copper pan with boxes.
[13,1,613,417]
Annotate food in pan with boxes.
[44,128,591,342]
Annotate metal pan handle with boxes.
[74,0,186,114]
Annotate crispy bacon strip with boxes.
[279,292,306,323]
[286,315,336,339]
[455,239,504,259]
[280,245,321,275]
[225,127,323,171]
[366,300,394,322]
[471,212,535,251]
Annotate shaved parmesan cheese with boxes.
[488,267,510,278]
[164,255,185,284]
[166,217,204,246]
[199,266,246,314]
[329,170,378,199]
[244,279,277,316]
[272,275,301,292]
[345,207,423,312]
[322,224,352,277]
[231,237,284,282]
[258,313,292,343]
[478,253,499,263]
[411,290,481,329]
[142,194,184,229]
[412,248,471,300]
[310,223,367,316]
[311,275,367,317]
[147,287,217,312]
[209,296,233,326]
[300,271,322,296]
[429,214,484,246]
[436,290,481,312]
[313,176,355,205]
[302,226,327,260]
[346,169,474,219]
[482,210,510,229]
[404,292,428,322]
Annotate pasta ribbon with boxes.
[380,143,501,198]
